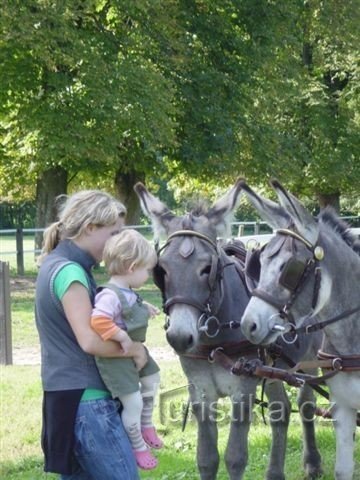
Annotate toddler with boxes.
[91,229,163,470]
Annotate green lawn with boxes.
[1,274,360,479]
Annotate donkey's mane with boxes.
[188,200,210,217]
[319,207,360,255]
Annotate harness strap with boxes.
[312,267,322,309]
[295,304,360,335]
[317,350,360,372]
[158,230,218,255]
[252,288,285,310]
[164,296,207,314]
[209,349,305,387]
[267,344,330,399]
[276,228,314,250]
[181,340,260,360]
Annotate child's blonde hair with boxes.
[38,190,126,264]
[103,229,157,276]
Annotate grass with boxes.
[1,268,360,479]
[0,234,39,276]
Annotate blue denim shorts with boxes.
[60,398,139,480]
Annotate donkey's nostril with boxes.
[250,322,257,333]
[166,331,194,353]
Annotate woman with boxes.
[35,190,146,479]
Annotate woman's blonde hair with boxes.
[103,229,157,276]
[38,190,126,264]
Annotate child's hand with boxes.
[143,301,160,318]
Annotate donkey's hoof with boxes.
[305,463,323,479]
[266,471,285,480]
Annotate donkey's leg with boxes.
[264,380,291,480]
[333,404,357,480]
[297,382,322,478]
[224,388,255,480]
[192,396,219,480]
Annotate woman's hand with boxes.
[111,329,134,355]
[127,342,147,370]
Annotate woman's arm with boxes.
[62,282,147,368]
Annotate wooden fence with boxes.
[0,261,12,365]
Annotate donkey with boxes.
[135,179,322,480]
[240,179,360,480]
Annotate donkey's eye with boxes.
[200,265,212,276]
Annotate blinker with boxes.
[279,259,306,292]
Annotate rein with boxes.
[292,304,360,336]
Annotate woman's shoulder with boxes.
[53,262,89,300]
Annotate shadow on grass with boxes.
[0,450,202,480]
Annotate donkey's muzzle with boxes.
[166,330,194,354]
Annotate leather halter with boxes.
[254,228,360,373]
[251,229,322,341]
[157,230,218,256]
[156,229,225,320]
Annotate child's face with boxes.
[129,264,153,288]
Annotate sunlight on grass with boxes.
[3,273,360,479]
[1,365,360,479]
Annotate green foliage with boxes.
[0,0,359,207]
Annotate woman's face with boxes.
[85,218,125,263]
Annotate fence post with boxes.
[237,224,244,236]
[0,261,12,365]
[16,227,24,276]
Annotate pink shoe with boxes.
[133,448,158,470]
[142,426,164,449]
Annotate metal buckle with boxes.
[332,357,343,370]
[208,346,224,363]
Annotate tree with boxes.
[0,0,179,224]
[1,0,359,221]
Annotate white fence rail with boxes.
[1,219,359,275]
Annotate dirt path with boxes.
[10,277,177,365]
[12,345,177,366]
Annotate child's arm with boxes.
[91,315,133,354]
[62,283,147,370]
[143,301,160,318]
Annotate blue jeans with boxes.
[60,398,139,480]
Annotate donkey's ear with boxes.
[207,178,243,237]
[239,180,291,230]
[134,183,175,238]
[270,179,319,245]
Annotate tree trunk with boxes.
[316,191,340,212]
[114,170,145,225]
[35,166,68,250]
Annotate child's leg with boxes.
[119,391,146,451]
[140,372,160,428]
[140,372,163,449]
[119,391,158,470]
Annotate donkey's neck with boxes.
[317,230,360,355]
